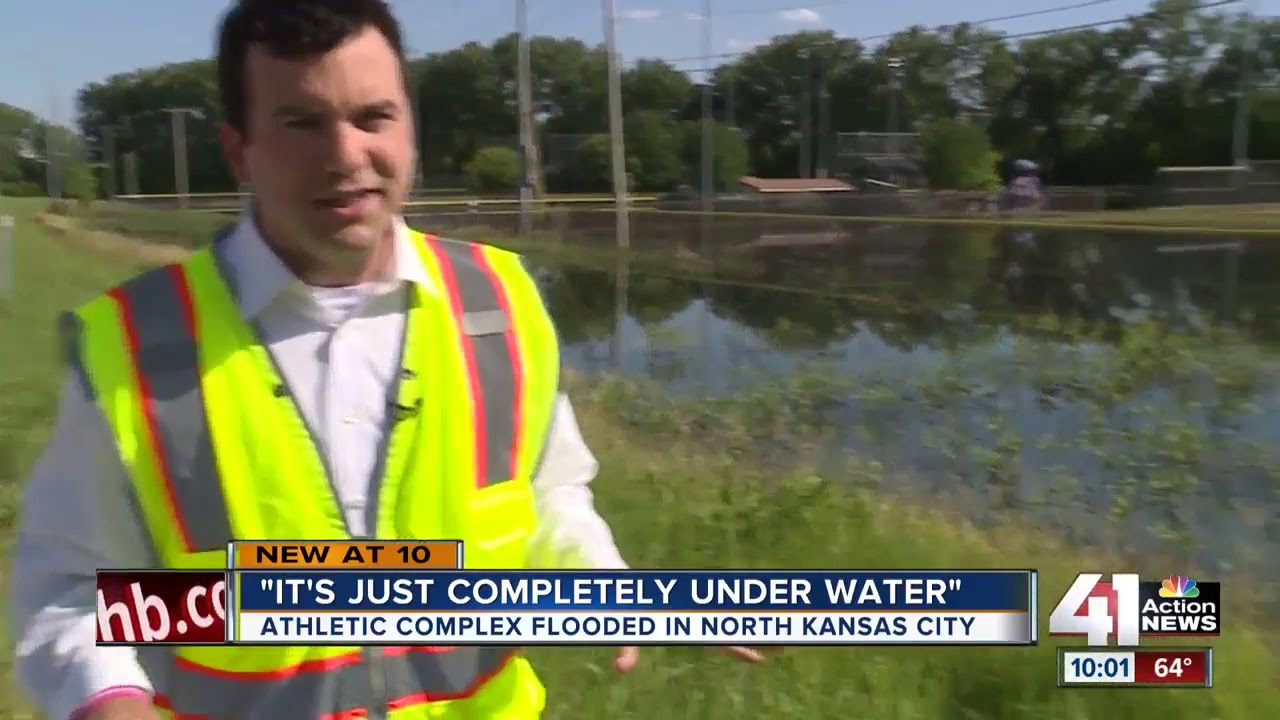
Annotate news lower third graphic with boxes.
[1048,573,1221,646]
[229,569,1038,645]
[95,542,1041,647]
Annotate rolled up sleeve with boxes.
[528,393,628,571]
[11,373,157,720]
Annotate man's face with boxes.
[220,26,415,261]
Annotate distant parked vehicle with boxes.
[998,159,1048,213]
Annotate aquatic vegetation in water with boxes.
[576,316,1280,577]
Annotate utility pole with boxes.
[816,54,831,178]
[799,53,812,178]
[887,56,903,135]
[102,126,117,199]
[408,66,425,193]
[603,0,629,249]
[123,153,140,196]
[700,0,714,210]
[517,0,539,236]
[46,93,62,199]
[726,76,735,128]
[163,107,204,208]
[1231,4,1257,189]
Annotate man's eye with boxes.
[356,112,394,130]
[284,117,321,130]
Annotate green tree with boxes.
[63,161,98,204]
[466,146,521,194]
[622,60,694,116]
[919,118,1000,191]
[76,60,227,194]
[561,134,612,193]
[0,103,48,195]
[410,43,509,178]
[677,122,749,191]
[622,111,684,191]
[54,3,1280,192]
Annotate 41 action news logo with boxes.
[1048,573,1221,646]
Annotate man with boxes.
[11,2,761,719]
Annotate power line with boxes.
[620,0,851,22]
[712,0,851,19]
[661,0,1237,65]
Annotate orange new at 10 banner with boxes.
[230,540,463,569]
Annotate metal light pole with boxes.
[101,126,118,199]
[123,153,141,196]
[887,56,903,135]
[799,52,812,178]
[163,107,204,208]
[700,0,714,209]
[603,0,629,250]
[1231,3,1257,188]
[517,0,537,236]
[816,53,831,178]
[46,93,63,199]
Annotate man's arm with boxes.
[528,393,628,570]
[11,373,158,720]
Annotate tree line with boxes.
[3,0,1280,198]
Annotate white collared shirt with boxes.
[10,215,627,720]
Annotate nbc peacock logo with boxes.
[1159,575,1200,598]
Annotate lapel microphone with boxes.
[389,397,421,422]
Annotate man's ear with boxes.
[218,122,249,185]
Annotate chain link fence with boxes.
[543,133,593,178]
[834,132,921,157]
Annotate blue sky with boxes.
[0,0,1273,124]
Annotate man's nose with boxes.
[323,123,366,174]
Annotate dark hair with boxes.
[216,0,406,136]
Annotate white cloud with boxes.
[778,8,822,24]
[621,9,661,21]
[686,12,704,21]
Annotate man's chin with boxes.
[311,218,390,249]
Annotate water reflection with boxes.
[527,223,1280,584]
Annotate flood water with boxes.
[416,211,1280,587]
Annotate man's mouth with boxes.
[314,189,383,209]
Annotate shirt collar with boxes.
[216,207,439,319]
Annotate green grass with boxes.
[82,197,1280,242]
[0,198,1276,719]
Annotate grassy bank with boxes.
[0,199,1276,718]
[73,197,1280,241]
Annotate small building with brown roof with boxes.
[738,176,855,195]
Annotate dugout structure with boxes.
[1151,165,1275,206]
[835,131,926,190]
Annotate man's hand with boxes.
[79,696,162,720]
[614,645,769,672]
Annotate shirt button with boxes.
[343,415,359,424]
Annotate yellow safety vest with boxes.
[64,229,562,719]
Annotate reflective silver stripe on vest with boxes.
[138,646,516,717]
[107,263,235,553]
[423,236,521,488]
[386,647,516,705]
[139,647,370,719]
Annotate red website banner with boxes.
[97,570,227,645]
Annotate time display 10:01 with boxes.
[1070,655,1130,678]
